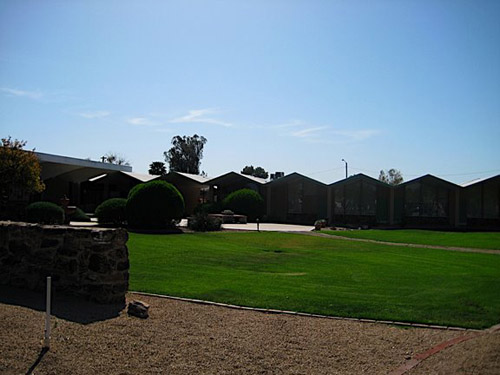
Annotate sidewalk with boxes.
[222,222,314,232]
[72,219,314,233]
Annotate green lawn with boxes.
[128,231,500,329]
[322,229,500,250]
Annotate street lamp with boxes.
[342,159,348,179]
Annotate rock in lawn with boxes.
[128,300,150,319]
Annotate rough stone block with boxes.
[128,300,149,319]
[0,222,129,304]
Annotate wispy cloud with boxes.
[153,128,174,133]
[127,117,159,126]
[170,109,232,127]
[291,126,329,138]
[79,110,111,119]
[273,120,305,129]
[331,129,380,141]
[285,122,379,144]
[1,87,43,100]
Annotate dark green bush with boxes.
[223,188,265,221]
[95,198,127,226]
[25,201,65,224]
[126,180,185,229]
[188,212,222,232]
[193,201,223,214]
[69,207,91,222]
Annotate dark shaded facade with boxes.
[393,175,461,228]
[208,172,267,203]
[328,174,392,227]
[162,172,210,215]
[26,152,500,229]
[266,173,327,225]
[80,172,158,212]
[461,175,500,229]
[37,152,132,210]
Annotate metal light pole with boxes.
[44,276,51,349]
[342,159,348,179]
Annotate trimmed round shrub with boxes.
[95,198,127,226]
[126,180,185,229]
[69,207,91,222]
[25,201,65,224]
[223,189,265,221]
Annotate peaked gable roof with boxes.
[170,171,211,184]
[266,172,326,186]
[328,173,390,188]
[87,171,159,183]
[209,171,268,185]
[399,174,460,189]
[121,171,160,182]
[460,175,500,188]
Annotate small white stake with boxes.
[43,276,51,349]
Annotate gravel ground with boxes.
[0,290,498,375]
[408,328,500,375]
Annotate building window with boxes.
[405,183,420,217]
[484,182,499,219]
[421,184,448,217]
[360,183,376,215]
[288,182,304,214]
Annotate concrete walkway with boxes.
[306,232,500,255]
[72,220,314,233]
[222,222,314,232]
[178,219,314,232]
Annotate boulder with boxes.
[127,300,150,319]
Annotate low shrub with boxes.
[25,201,65,224]
[314,219,327,231]
[126,180,185,229]
[95,198,127,226]
[223,189,265,221]
[188,212,222,232]
[68,207,91,222]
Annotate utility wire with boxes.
[349,167,500,178]
[434,169,500,177]
[308,164,499,181]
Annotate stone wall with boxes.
[0,221,129,304]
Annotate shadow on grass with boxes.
[0,285,125,324]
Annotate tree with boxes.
[149,161,167,176]
[101,152,130,166]
[241,166,255,175]
[379,169,404,185]
[253,167,269,179]
[241,165,269,179]
[0,136,45,218]
[164,134,207,175]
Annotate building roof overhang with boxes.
[36,152,132,182]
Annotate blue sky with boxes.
[1,0,499,184]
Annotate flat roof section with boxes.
[36,151,132,181]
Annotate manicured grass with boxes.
[128,232,500,329]
[322,229,500,250]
